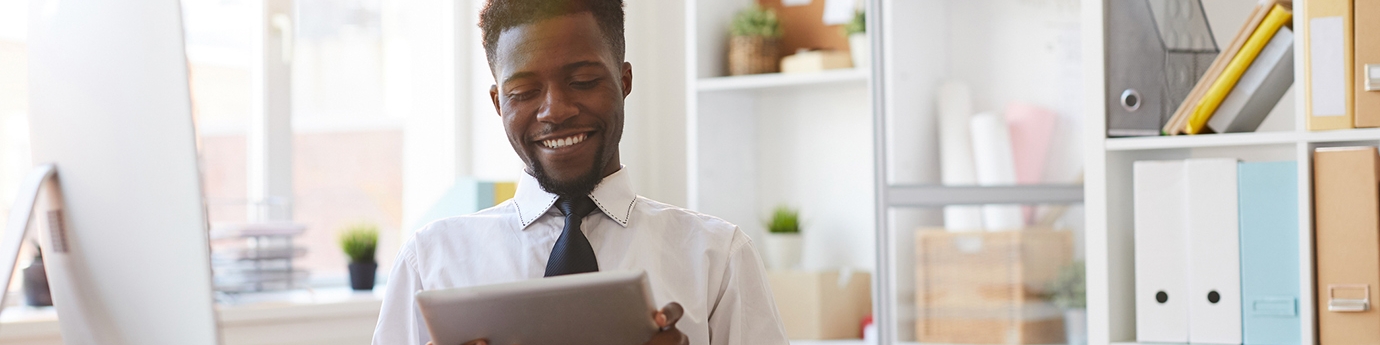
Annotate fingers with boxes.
[644,329,690,345]
[658,302,685,331]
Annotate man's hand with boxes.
[644,302,689,345]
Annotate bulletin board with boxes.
[758,0,853,54]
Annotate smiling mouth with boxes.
[539,133,589,149]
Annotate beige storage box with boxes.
[914,229,1073,344]
[768,269,871,340]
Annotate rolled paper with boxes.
[938,81,984,231]
[970,112,1024,231]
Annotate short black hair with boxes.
[479,0,626,72]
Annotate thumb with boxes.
[658,302,685,331]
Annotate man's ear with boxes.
[620,61,633,98]
[489,84,501,116]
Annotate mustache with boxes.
[529,122,603,138]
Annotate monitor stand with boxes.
[0,164,64,318]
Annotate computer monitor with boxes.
[0,0,221,344]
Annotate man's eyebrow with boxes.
[501,71,537,86]
[562,60,603,73]
[499,61,603,86]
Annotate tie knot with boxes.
[557,196,597,219]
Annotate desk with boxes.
[0,288,383,345]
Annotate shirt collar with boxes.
[513,166,636,229]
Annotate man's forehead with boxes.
[492,13,614,78]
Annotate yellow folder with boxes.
[1185,5,1292,134]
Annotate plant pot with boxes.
[23,260,52,307]
[348,261,378,291]
[849,33,870,69]
[728,35,780,75]
[764,233,803,270]
[1063,308,1087,345]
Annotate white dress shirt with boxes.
[372,167,789,345]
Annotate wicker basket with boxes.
[914,229,1073,344]
[728,35,780,75]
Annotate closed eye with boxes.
[509,89,539,101]
[571,78,600,89]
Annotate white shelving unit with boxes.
[1084,0,1357,344]
[685,0,876,272]
[697,68,870,91]
[689,1,1085,344]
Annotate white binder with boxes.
[1185,159,1243,344]
[1134,160,1190,343]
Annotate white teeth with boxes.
[541,133,587,149]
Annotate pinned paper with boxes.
[822,0,855,25]
[783,0,812,6]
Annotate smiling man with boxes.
[371,1,789,344]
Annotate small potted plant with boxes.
[23,241,52,307]
[763,206,802,270]
[1047,260,1087,345]
[843,10,868,69]
[728,5,783,75]
[339,223,379,291]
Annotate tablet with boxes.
[415,270,659,345]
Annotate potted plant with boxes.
[763,206,802,270]
[728,5,782,75]
[339,223,379,291]
[843,10,868,69]
[23,241,52,307]
[1047,260,1087,345]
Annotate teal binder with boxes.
[410,178,497,231]
[1238,161,1301,344]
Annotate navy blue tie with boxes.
[544,196,599,277]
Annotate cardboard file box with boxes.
[914,229,1072,344]
[767,270,871,340]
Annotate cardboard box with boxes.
[914,229,1072,344]
[768,269,871,340]
[1313,147,1380,344]
[780,50,852,74]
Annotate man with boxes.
[371,1,789,344]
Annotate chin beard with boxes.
[531,144,608,198]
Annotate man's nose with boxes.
[536,87,578,123]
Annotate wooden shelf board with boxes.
[696,69,869,92]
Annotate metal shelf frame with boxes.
[867,0,1087,343]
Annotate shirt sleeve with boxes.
[707,229,790,345]
[372,239,431,345]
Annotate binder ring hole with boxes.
[1121,89,1141,112]
[1208,291,1220,304]
[1156,291,1168,304]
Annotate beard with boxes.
[530,142,609,198]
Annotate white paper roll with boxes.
[938,81,984,231]
[970,112,1024,231]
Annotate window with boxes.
[185,0,402,287]
[0,0,32,297]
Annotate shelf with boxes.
[1302,127,1380,143]
[885,185,1084,207]
[696,69,869,92]
[1104,128,1380,151]
[1104,131,1298,151]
